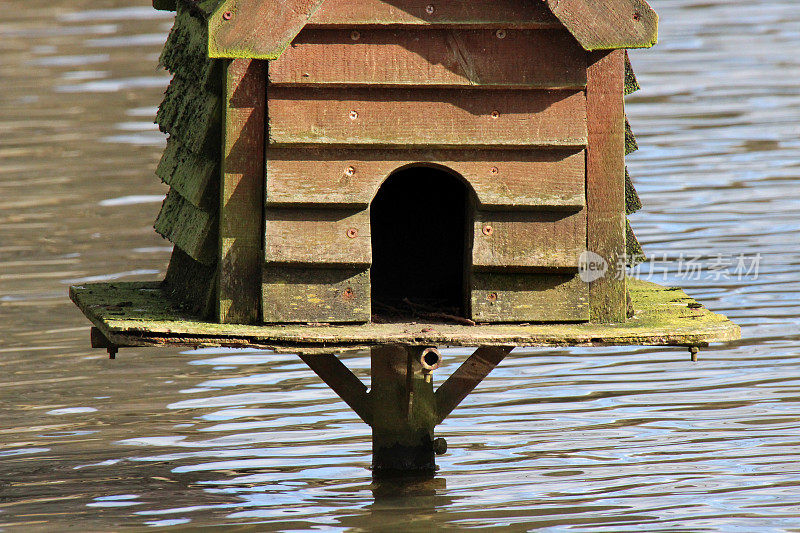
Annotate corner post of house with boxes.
[218,58,266,324]
[586,49,627,323]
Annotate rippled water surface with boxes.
[1,0,799,530]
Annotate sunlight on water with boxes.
[1,0,799,530]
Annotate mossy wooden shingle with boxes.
[156,137,218,210]
[626,220,646,265]
[624,51,641,95]
[153,2,224,317]
[625,168,642,215]
[625,117,639,156]
[156,75,221,154]
[154,190,218,265]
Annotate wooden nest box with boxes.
[152,0,661,327]
[72,0,739,475]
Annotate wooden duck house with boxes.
[72,0,740,476]
[151,0,659,326]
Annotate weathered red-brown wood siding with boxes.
[262,1,594,323]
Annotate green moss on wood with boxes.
[262,267,371,323]
[157,137,219,210]
[153,1,224,313]
[153,0,177,11]
[626,219,646,266]
[159,6,221,90]
[625,117,638,156]
[154,0,221,15]
[69,279,740,353]
[156,74,221,153]
[625,168,642,215]
[164,246,217,318]
[154,190,218,265]
[624,51,640,96]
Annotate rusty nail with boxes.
[343,287,355,299]
[491,110,500,119]
[349,110,358,120]
[633,11,641,20]
[425,4,435,14]
[222,11,232,20]
[347,228,358,238]
[487,292,498,302]
[496,29,507,39]
[351,30,361,41]
[482,224,494,236]
[490,166,499,175]
[345,166,356,176]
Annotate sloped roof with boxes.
[156,0,657,60]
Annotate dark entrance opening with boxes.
[371,165,473,321]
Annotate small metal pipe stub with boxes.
[419,347,442,372]
[689,346,699,362]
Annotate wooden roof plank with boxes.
[544,0,658,50]
[202,0,657,59]
[208,0,328,59]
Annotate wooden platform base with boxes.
[70,279,740,355]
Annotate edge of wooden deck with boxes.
[69,278,740,355]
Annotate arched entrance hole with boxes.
[371,165,474,321]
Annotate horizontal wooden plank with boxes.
[271,29,586,88]
[473,210,587,269]
[308,0,561,28]
[262,267,370,323]
[265,208,371,266]
[266,148,585,209]
[471,273,589,322]
[268,88,587,147]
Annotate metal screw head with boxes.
[349,110,358,120]
[342,287,355,300]
[351,30,361,41]
[490,166,499,175]
[345,166,356,176]
[482,224,494,236]
[633,11,641,20]
[491,110,500,119]
[347,228,359,238]
[425,4,435,14]
[222,11,232,20]
[496,29,507,39]
[487,292,498,302]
